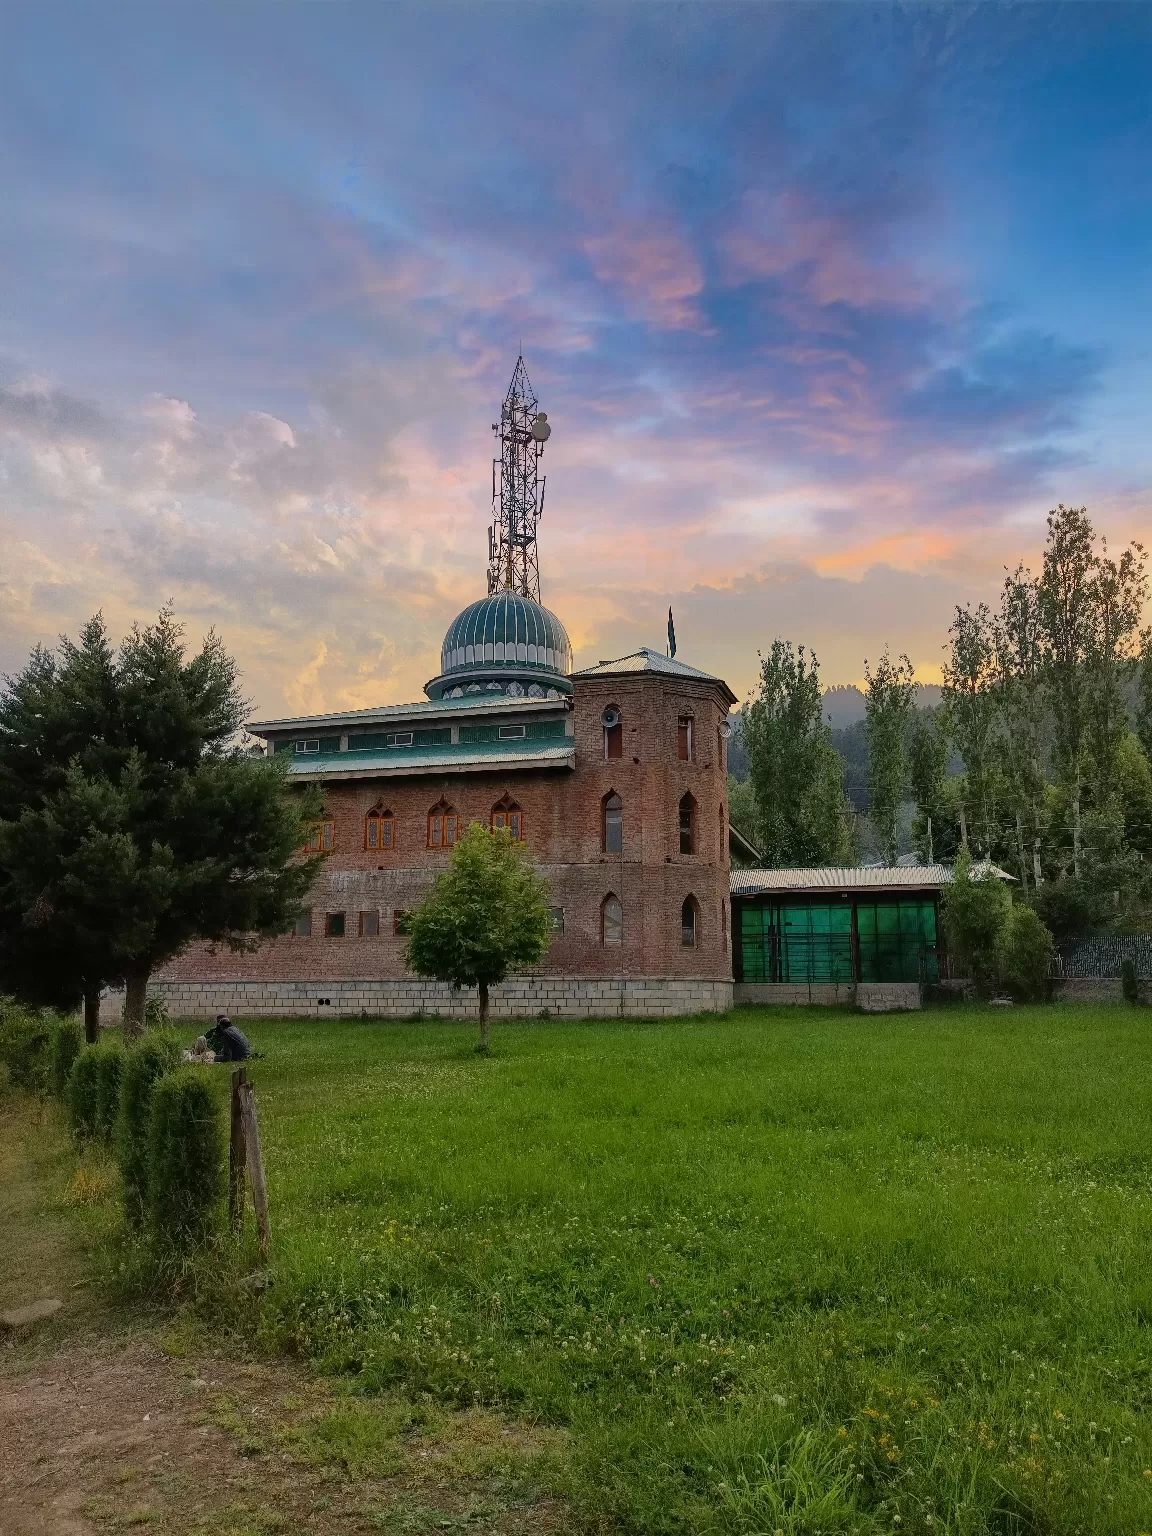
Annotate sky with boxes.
[1,3,1149,717]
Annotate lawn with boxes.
[233,1004,1152,1534]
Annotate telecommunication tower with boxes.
[487,355,551,601]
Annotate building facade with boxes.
[157,606,739,1019]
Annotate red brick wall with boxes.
[161,670,733,985]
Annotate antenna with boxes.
[487,355,552,601]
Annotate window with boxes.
[498,723,527,740]
[603,712,623,759]
[428,801,459,848]
[295,739,320,754]
[601,893,623,945]
[359,910,380,938]
[293,910,312,938]
[325,911,346,938]
[387,732,414,749]
[682,896,698,947]
[365,807,395,850]
[679,794,696,855]
[491,798,524,840]
[304,820,334,853]
[678,715,694,761]
[603,792,623,854]
[548,906,565,933]
[392,909,408,936]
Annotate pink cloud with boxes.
[582,225,707,331]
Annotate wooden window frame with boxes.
[359,910,381,938]
[491,799,524,841]
[677,715,694,762]
[392,909,408,936]
[293,910,312,938]
[603,719,623,759]
[365,810,395,851]
[325,911,346,938]
[305,819,334,853]
[427,803,459,849]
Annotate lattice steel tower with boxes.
[487,354,551,600]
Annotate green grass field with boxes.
[237,1004,1152,1534]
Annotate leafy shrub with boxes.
[144,995,170,1030]
[997,904,1054,1001]
[147,1067,224,1247]
[50,1017,84,1096]
[116,1030,182,1227]
[940,850,1011,995]
[94,1041,126,1140]
[0,998,53,1093]
[67,1045,103,1136]
[1121,958,1143,1005]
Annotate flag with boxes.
[667,607,677,659]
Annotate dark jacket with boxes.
[212,1024,251,1062]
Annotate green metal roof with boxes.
[285,737,575,781]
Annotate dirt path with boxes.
[0,1095,565,1536]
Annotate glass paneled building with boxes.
[732,871,943,986]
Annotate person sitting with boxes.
[183,1035,215,1064]
[206,1015,252,1063]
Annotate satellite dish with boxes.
[530,413,551,443]
[601,706,620,728]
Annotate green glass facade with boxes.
[736,895,939,985]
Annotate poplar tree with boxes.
[995,566,1048,888]
[943,604,1000,856]
[907,708,956,864]
[864,648,915,865]
[743,640,855,867]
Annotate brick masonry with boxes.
[158,667,737,1018]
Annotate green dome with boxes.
[426,591,572,700]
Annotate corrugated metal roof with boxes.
[731,861,1011,894]
[286,738,575,781]
[572,647,737,701]
[250,693,567,735]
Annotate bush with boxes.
[1121,958,1143,1005]
[67,1045,103,1136]
[940,850,1011,996]
[116,1030,182,1227]
[997,904,1054,1002]
[147,1067,224,1247]
[0,998,53,1093]
[144,995,170,1030]
[50,1017,84,1097]
[94,1041,126,1140]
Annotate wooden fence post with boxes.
[229,1066,247,1231]
[239,1081,270,1260]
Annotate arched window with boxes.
[603,709,623,760]
[677,715,694,761]
[601,893,623,945]
[603,792,623,854]
[491,796,523,840]
[365,804,395,851]
[679,793,696,855]
[681,896,698,948]
[427,799,459,848]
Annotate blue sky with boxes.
[1,3,1148,712]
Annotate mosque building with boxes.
[157,359,745,1019]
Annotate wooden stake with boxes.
[239,1081,270,1260]
[229,1066,247,1232]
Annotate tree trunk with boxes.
[926,813,934,865]
[1015,811,1028,890]
[476,982,490,1055]
[123,965,150,1041]
[83,987,101,1044]
[959,803,969,850]
[1032,834,1043,887]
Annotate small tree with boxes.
[940,849,1010,996]
[405,822,551,1053]
[996,904,1054,1002]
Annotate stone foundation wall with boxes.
[734,982,854,1007]
[855,982,922,1012]
[1051,977,1124,1003]
[149,975,733,1021]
